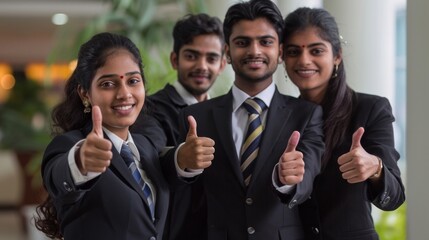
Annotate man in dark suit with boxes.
[133,13,226,147]
[173,0,325,239]
[132,13,226,240]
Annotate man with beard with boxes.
[172,0,325,239]
[132,13,225,240]
[133,13,226,148]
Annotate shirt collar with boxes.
[232,82,275,112]
[173,80,210,105]
[102,127,140,161]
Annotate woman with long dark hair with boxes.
[34,32,169,240]
[283,7,405,240]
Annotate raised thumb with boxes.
[186,115,198,139]
[91,105,103,138]
[284,131,300,153]
[350,127,364,150]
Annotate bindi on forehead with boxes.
[120,75,124,79]
[301,45,306,48]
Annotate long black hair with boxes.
[34,32,144,239]
[51,32,144,135]
[284,7,355,167]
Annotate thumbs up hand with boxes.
[177,115,215,170]
[337,127,381,183]
[278,131,305,185]
[77,106,112,174]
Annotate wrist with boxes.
[369,157,383,179]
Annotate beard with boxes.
[181,80,213,96]
[231,63,277,83]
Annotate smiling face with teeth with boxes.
[226,17,283,95]
[80,49,145,138]
[283,26,342,104]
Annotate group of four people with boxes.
[35,0,405,239]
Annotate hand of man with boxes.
[177,115,215,170]
[278,131,304,185]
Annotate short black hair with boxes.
[172,13,224,54]
[223,0,284,44]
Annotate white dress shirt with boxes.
[68,128,156,203]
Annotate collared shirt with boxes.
[231,82,275,158]
[68,128,156,203]
[231,82,293,193]
[173,80,210,105]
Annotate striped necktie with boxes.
[121,143,155,221]
[240,97,267,186]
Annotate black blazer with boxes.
[133,83,187,147]
[132,83,204,240]
[300,93,406,240]
[174,88,325,240]
[42,129,169,240]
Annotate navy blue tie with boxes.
[121,143,155,221]
[240,98,267,186]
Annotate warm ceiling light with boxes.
[0,74,15,90]
[52,13,68,26]
[0,63,12,76]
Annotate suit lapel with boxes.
[213,92,245,187]
[133,135,165,219]
[249,90,292,188]
[110,138,154,216]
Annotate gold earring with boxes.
[332,64,338,78]
[83,99,91,113]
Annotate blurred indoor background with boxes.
[0,0,427,239]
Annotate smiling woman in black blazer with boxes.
[34,32,169,240]
[282,7,406,240]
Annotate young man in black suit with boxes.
[173,0,325,239]
[133,13,226,147]
[132,13,226,240]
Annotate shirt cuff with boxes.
[272,163,295,194]
[68,140,101,185]
[174,142,203,178]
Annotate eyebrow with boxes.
[286,42,327,48]
[232,35,276,42]
[183,49,221,58]
[96,71,141,81]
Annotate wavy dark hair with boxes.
[51,32,145,135]
[223,0,284,44]
[283,7,355,167]
[172,13,225,55]
[34,32,145,239]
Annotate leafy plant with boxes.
[375,203,407,240]
[49,0,208,94]
[0,76,51,152]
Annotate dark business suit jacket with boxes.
[132,83,204,240]
[174,88,325,240]
[42,127,169,240]
[133,83,187,147]
[300,92,406,240]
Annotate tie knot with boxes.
[120,143,135,166]
[243,98,267,115]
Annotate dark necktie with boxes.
[240,97,267,186]
[121,143,155,221]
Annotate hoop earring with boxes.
[332,64,338,79]
[83,99,91,113]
